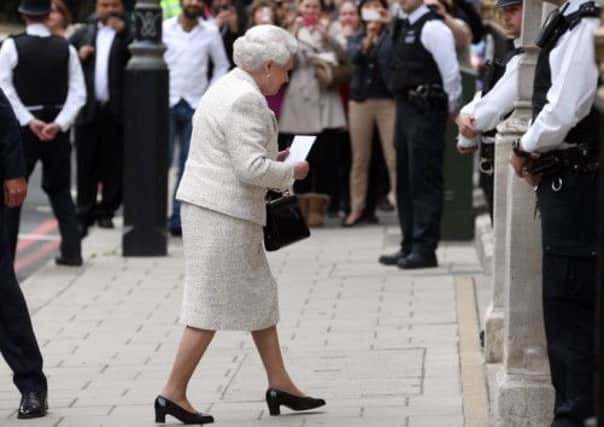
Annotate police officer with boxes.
[455,0,524,219]
[0,0,86,266]
[0,87,48,419]
[511,0,600,425]
[378,0,461,269]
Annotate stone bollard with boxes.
[492,0,555,425]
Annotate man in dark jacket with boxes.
[0,87,48,420]
[70,0,132,235]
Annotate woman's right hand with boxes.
[293,161,309,180]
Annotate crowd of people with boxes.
[0,0,601,425]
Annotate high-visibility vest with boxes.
[161,0,182,20]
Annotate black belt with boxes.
[399,84,448,112]
[526,146,599,176]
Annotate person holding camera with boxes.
[342,0,396,227]
[210,0,242,67]
[279,0,347,227]
[378,0,461,269]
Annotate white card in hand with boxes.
[284,136,316,165]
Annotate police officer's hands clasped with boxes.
[41,123,61,141]
[3,177,27,208]
[456,113,479,138]
[29,119,47,141]
[30,119,59,142]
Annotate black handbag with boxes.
[263,192,310,252]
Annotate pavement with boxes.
[0,217,490,427]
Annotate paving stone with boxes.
[3,222,486,425]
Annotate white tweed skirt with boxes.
[179,202,279,331]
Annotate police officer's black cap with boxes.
[18,0,51,17]
[496,0,522,7]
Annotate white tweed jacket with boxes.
[176,68,295,226]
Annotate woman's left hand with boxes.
[276,150,290,162]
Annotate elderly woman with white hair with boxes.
[153,25,325,425]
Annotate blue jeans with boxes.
[169,99,194,229]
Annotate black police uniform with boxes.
[0,87,48,415]
[4,32,81,262]
[478,41,523,219]
[527,2,600,425]
[389,10,450,265]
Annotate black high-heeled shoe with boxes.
[154,396,214,425]
[265,388,326,416]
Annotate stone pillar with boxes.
[483,121,512,364]
[493,0,555,425]
[483,15,516,364]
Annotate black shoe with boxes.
[362,213,379,224]
[18,391,47,419]
[265,388,326,416]
[397,252,438,269]
[377,198,395,212]
[154,396,214,425]
[97,218,114,229]
[378,250,409,266]
[55,255,83,267]
[169,226,183,237]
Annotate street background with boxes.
[0,206,490,427]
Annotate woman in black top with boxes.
[343,0,397,227]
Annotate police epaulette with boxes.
[567,2,600,29]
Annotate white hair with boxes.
[233,25,298,71]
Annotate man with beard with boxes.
[163,0,229,236]
[70,0,132,236]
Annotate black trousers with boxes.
[394,99,446,256]
[5,129,81,261]
[480,170,494,221]
[74,105,123,224]
[0,206,47,394]
[537,172,598,427]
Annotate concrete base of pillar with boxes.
[474,213,494,276]
[484,304,504,363]
[494,369,554,427]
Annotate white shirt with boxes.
[94,22,116,103]
[520,0,599,153]
[0,23,86,131]
[406,5,462,112]
[457,41,522,148]
[163,17,230,109]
